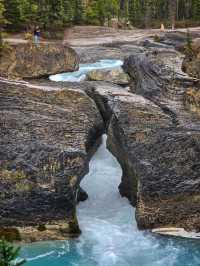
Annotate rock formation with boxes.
[87,67,130,85]
[86,47,200,232]
[116,50,200,231]
[0,80,104,242]
[0,43,79,79]
[1,34,200,241]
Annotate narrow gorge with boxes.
[21,136,200,266]
[1,29,200,266]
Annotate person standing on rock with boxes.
[34,26,41,45]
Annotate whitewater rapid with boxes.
[49,59,123,82]
[22,136,200,266]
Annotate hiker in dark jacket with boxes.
[34,26,41,45]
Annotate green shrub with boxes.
[184,29,194,59]
[24,32,33,42]
[153,34,161,42]
[37,224,47,232]
[0,228,21,242]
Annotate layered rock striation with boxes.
[87,67,130,85]
[86,47,200,232]
[1,36,200,241]
[0,80,104,241]
[116,51,200,231]
[0,43,79,79]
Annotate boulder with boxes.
[87,67,130,85]
[157,31,198,51]
[77,187,89,202]
[0,43,79,79]
[0,80,104,242]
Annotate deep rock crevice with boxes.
[1,38,200,242]
[84,47,200,232]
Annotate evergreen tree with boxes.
[4,0,21,29]
[169,0,177,29]
[0,239,26,266]
[18,0,38,29]
[145,0,154,28]
[0,0,5,22]
[62,0,75,25]
[74,0,85,24]
[129,0,143,26]
[1,0,200,31]
[192,0,200,21]
[0,0,7,56]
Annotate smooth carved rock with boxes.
[86,50,200,232]
[119,52,200,231]
[87,67,130,85]
[107,94,200,231]
[0,80,104,241]
[0,43,79,79]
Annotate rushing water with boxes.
[49,59,123,82]
[21,136,200,266]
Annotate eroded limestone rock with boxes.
[86,50,200,232]
[0,80,104,241]
[0,43,79,79]
[119,51,200,231]
[87,67,130,85]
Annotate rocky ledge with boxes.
[0,43,79,79]
[0,80,104,242]
[119,49,200,231]
[87,67,130,85]
[86,46,200,232]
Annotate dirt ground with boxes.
[4,25,200,47]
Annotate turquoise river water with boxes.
[21,136,200,266]
[22,61,200,265]
[49,59,123,82]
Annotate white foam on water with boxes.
[22,135,200,266]
[49,59,123,82]
[27,251,55,261]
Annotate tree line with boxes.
[0,0,200,31]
